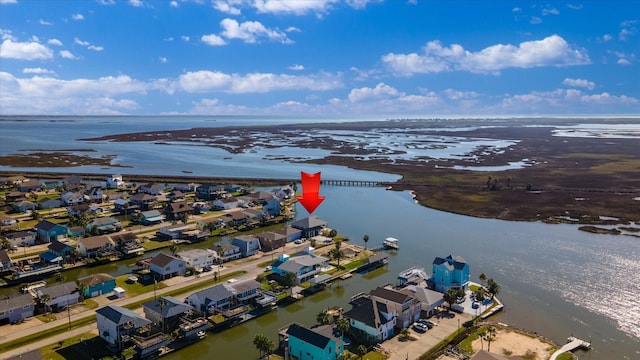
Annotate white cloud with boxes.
[618,58,631,65]
[129,0,143,7]
[48,38,63,46]
[512,7,521,12]
[346,0,379,9]
[602,34,612,42]
[88,45,104,51]
[213,0,241,15]
[39,19,53,25]
[619,20,638,41]
[22,67,55,75]
[178,70,342,93]
[219,18,291,44]
[610,50,636,65]
[530,16,542,24]
[98,0,116,5]
[1,29,15,41]
[59,50,77,59]
[0,39,53,60]
[348,82,403,102]
[164,37,174,42]
[382,35,590,76]
[201,34,226,46]
[562,78,595,90]
[542,8,559,16]
[501,89,638,111]
[181,36,190,42]
[567,4,583,10]
[254,0,339,15]
[288,64,304,71]
[159,57,168,63]
[170,1,178,8]
[74,38,90,46]
[0,0,18,4]
[443,88,480,100]
[72,13,84,20]
[285,26,301,33]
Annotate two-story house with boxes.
[285,323,345,360]
[260,195,281,217]
[143,296,195,333]
[34,220,68,243]
[0,294,34,324]
[149,253,186,280]
[164,201,193,221]
[36,281,79,312]
[139,210,165,225]
[11,200,36,213]
[138,183,164,195]
[212,197,239,211]
[369,286,421,329]
[129,193,157,211]
[0,249,12,272]
[176,248,217,269]
[60,191,84,206]
[78,273,116,298]
[84,186,105,203]
[291,216,327,238]
[96,305,153,350]
[37,198,62,210]
[271,253,329,284]
[214,243,242,263]
[195,183,226,200]
[343,296,397,345]
[231,235,261,257]
[5,230,37,247]
[86,216,122,234]
[76,235,115,258]
[256,231,286,251]
[106,174,125,189]
[431,255,470,292]
[185,279,261,317]
[16,180,42,192]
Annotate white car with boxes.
[294,239,303,244]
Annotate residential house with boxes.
[41,240,74,263]
[285,323,345,360]
[176,248,217,269]
[166,190,186,202]
[231,235,261,257]
[4,175,28,185]
[34,220,68,243]
[369,286,421,329]
[185,279,261,317]
[129,193,157,211]
[157,224,206,242]
[37,198,62,210]
[222,211,248,227]
[77,235,115,258]
[249,191,274,204]
[271,253,329,284]
[291,216,327,238]
[214,243,241,263]
[63,175,83,189]
[196,216,225,231]
[106,174,125,189]
[36,281,79,312]
[66,203,90,217]
[260,195,281,217]
[0,215,18,227]
[138,182,164,195]
[113,198,136,214]
[0,294,34,324]
[60,191,84,206]
[400,285,444,318]
[17,180,42,192]
[149,253,186,280]
[256,231,286,251]
[5,191,26,202]
[140,210,165,225]
[212,197,239,211]
[84,186,105,203]
[0,249,12,271]
[143,296,195,333]
[274,185,294,200]
[96,305,153,350]
[191,201,211,214]
[110,232,143,256]
[276,226,303,243]
[42,180,62,190]
[12,200,36,213]
[164,201,193,221]
[78,273,116,298]
[5,230,37,247]
[431,255,470,292]
[195,183,226,200]
[67,226,86,239]
[173,183,197,192]
[86,216,121,234]
[224,184,243,193]
[343,296,397,344]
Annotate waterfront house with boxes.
[271,253,329,284]
[400,285,445,317]
[41,240,74,262]
[431,255,470,292]
[260,196,281,217]
[34,220,68,243]
[66,203,89,217]
[5,350,43,360]
[196,183,226,200]
[212,197,239,210]
[84,186,105,202]
[164,201,193,220]
[343,296,397,344]
[0,249,12,271]
[77,235,115,259]
[214,243,242,263]
[96,305,153,350]
[68,226,86,238]
[130,193,157,211]
[0,293,34,324]
[4,175,28,185]
[185,279,261,317]
[86,216,122,234]
[61,191,84,206]
[42,180,62,190]
[37,281,79,312]
[369,286,421,329]
[143,296,195,333]
[149,253,186,280]
[63,175,83,189]
[291,216,327,238]
[37,198,62,210]
[5,230,36,247]
[140,209,165,225]
[12,200,36,213]
[17,180,42,192]
[166,190,186,202]
[196,216,225,231]
[222,210,248,226]
[224,184,243,193]
[231,235,261,257]
[106,174,125,189]
[173,183,197,192]
[158,223,191,239]
[110,232,144,256]
[276,226,303,243]
[191,201,211,214]
[176,248,217,269]
[78,273,116,298]
[285,323,345,360]
[256,231,286,251]
[138,182,164,195]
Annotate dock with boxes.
[549,336,591,360]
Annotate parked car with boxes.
[412,323,428,333]
[418,319,436,328]
[202,266,213,272]
[264,265,272,272]
[294,239,304,244]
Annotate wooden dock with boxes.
[549,336,591,360]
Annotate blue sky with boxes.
[0,0,638,116]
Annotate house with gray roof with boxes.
[215,243,242,262]
[272,253,329,284]
[291,216,327,238]
[343,296,397,344]
[36,281,79,312]
[96,305,154,350]
[143,296,195,333]
[34,220,68,243]
[149,253,186,280]
[77,235,115,259]
[12,200,36,213]
[185,279,262,317]
[432,254,470,292]
[78,273,116,298]
[4,230,36,247]
[285,323,345,360]
[0,293,34,324]
[369,286,421,329]
[256,231,286,251]
[231,234,261,257]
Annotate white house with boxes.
[231,235,261,257]
[149,253,186,280]
[106,174,125,189]
[5,230,37,247]
[96,305,152,349]
[212,198,239,210]
[271,253,329,284]
[214,243,242,263]
[177,248,217,269]
[36,282,79,312]
[61,191,84,206]
[343,296,397,344]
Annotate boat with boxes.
[127,275,138,283]
[383,237,399,249]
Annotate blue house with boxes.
[78,273,116,298]
[431,255,470,292]
[34,220,68,243]
[285,323,344,360]
[37,198,62,210]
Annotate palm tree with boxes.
[478,329,486,350]
[483,326,497,352]
[399,327,410,341]
[479,273,487,287]
[76,281,88,302]
[253,334,273,359]
[362,234,369,251]
[357,344,367,359]
[216,245,225,266]
[487,279,501,299]
[443,288,458,311]
[336,318,350,338]
[39,294,51,314]
[332,239,343,270]
[317,309,332,325]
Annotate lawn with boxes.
[39,332,118,360]
[114,274,167,297]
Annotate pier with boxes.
[549,336,591,360]
[321,179,383,187]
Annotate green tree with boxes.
[357,344,367,359]
[169,243,178,255]
[331,239,343,270]
[55,272,66,283]
[443,288,459,310]
[483,326,497,352]
[362,234,369,251]
[336,318,350,338]
[31,210,40,221]
[76,281,88,302]
[316,309,332,325]
[479,272,487,287]
[399,327,410,341]
[283,272,296,288]
[253,334,273,359]
[179,211,189,224]
[39,294,51,314]
[478,329,486,350]
[487,278,501,299]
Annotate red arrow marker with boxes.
[297,171,325,214]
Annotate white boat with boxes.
[383,237,399,249]
[127,275,138,283]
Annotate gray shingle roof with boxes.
[291,216,327,230]
[0,294,33,313]
[96,305,151,327]
[38,281,77,299]
[143,296,194,318]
